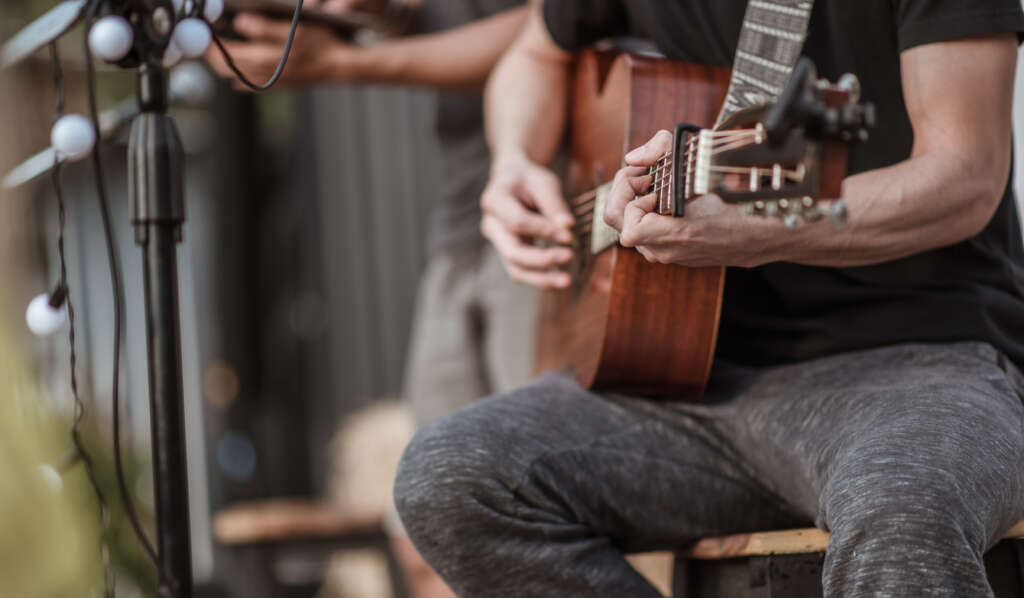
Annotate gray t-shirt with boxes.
[417,0,525,256]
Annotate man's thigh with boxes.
[712,342,1024,543]
[398,373,810,554]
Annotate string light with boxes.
[50,114,96,161]
[172,18,212,58]
[162,43,183,68]
[25,293,67,337]
[204,0,225,24]
[88,15,134,63]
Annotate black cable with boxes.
[82,0,159,566]
[49,40,117,598]
[212,0,306,91]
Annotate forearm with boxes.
[484,4,571,169]
[765,37,1016,268]
[335,6,528,90]
[765,146,1010,267]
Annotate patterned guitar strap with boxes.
[716,0,815,127]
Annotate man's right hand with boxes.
[480,158,575,289]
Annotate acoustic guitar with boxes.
[534,50,873,398]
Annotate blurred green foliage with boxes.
[0,319,158,596]
[0,317,101,597]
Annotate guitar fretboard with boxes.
[717,0,813,126]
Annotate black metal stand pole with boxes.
[129,63,193,598]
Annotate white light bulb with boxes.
[25,293,67,337]
[50,114,95,161]
[89,15,134,63]
[163,43,183,68]
[38,464,63,494]
[172,19,212,59]
[203,0,225,23]
[170,62,216,105]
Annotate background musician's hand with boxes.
[314,0,420,14]
[608,130,774,268]
[312,0,376,13]
[480,158,575,289]
[205,12,368,89]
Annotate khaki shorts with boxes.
[402,244,539,427]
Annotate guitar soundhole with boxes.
[568,249,592,298]
[565,165,609,297]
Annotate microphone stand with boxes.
[129,60,193,597]
[3,1,265,594]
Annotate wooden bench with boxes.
[212,499,409,598]
[673,519,1024,597]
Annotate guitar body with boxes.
[535,51,732,398]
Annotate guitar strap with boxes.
[716,0,815,127]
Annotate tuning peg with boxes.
[837,73,861,104]
[821,200,849,229]
[801,206,823,223]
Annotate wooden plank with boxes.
[1007,519,1024,539]
[212,499,383,545]
[687,527,829,559]
[687,518,1024,560]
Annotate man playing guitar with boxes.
[394,0,1024,596]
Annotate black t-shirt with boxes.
[543,0,1024,368]
[417,0,524,256]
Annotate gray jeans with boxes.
[402,244,538,427]
[394,342,1024,597]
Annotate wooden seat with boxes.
[213,498,384,545]
[685,518,1024,560]
[673,518,1024,598]
[212,498,408,598]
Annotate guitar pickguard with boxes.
[590,182,619,255]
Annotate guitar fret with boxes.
[742,21,805,43]
[748,1,811,17]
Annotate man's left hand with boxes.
[604,130,777,268]
[206,12,365,89]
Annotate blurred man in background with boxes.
[207,1,530,595]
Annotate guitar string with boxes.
[565,126,768,233]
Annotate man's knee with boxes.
[393,401,516,540]
[824,459,986,545]
[821,462,991,594]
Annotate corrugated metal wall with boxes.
[303,84,440,489]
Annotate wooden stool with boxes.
[672,519,1024,597]
[212,499,409,598]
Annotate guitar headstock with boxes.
[651,58,875,228]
